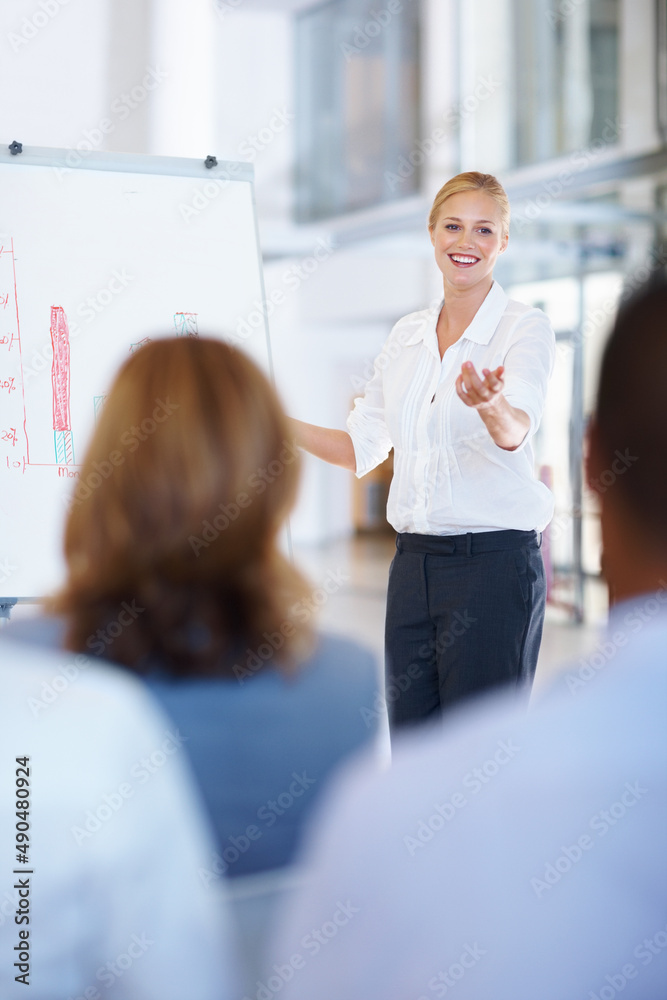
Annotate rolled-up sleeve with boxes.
[501,311,555,453]
[346,349,394,478]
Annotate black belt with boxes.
[396,529,540,557]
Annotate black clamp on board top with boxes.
[8,141,23,155]
[204,155,218,169]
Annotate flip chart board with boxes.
[0,145,271,599]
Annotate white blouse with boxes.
[347,281,555,534]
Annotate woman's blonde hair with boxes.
[428,171,510,237]
[51,337,313,676]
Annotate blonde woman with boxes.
[292,171,555,731]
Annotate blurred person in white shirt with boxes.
[0,638,238,1000]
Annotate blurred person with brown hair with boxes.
[4,337,379,877]
[292,172,555,733]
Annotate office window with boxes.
[295,0,420,222]
[512,0,619,166]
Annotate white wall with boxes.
[1,0,112,149]
[149,0,217,156]
[421,0,460,186]
[456,0,514,175]
[211,9,295,226]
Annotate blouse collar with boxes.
[407,280,509,353]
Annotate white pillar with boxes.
[148,0,217,157]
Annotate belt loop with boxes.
[537,530,542,549]
[466,532,473,557]
[396,534,402,553]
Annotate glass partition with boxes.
[511,0,619,167]
[295,0,420,221]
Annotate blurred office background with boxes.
[2,0,666,651]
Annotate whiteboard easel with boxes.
[0,145,272,602]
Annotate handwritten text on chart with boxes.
[1,428,18,447]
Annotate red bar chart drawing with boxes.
[50,305,75,465]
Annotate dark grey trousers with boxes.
[385,529,546,731]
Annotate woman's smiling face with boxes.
[430,189,508,292]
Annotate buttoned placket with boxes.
[413,324,462,530]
